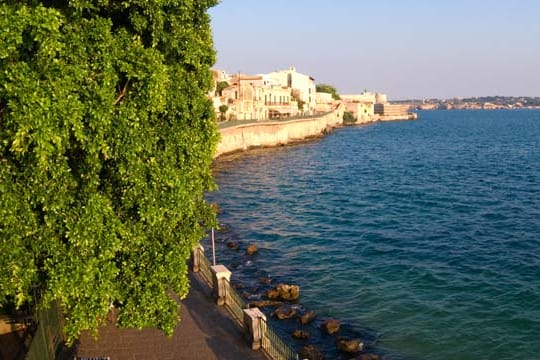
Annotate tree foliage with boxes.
[218,104,228,121]
[343,111,355,123]
[316,83,341,100]
[215,81,229,96]
[0,0,219,343]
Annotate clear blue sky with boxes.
[209,0,540,100]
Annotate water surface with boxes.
[206,110,540,360]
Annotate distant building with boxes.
[266,67,316,114]
[315,92,334,113]
[222,74,267,120]
[374,103,411,116]
[340,92,377,122]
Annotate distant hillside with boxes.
[394,96,540,110]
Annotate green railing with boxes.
[197,248,214,287]
[223,279,248,326]
[192,246,300,360]
[260,318,298,360]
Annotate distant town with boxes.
[210,67,414,124]
[395,96,540,110]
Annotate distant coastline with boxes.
[393,96,540,111]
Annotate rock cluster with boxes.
[266,284,300,302]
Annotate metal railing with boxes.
[223,279,247,326]
[260,318,299,360]
[192,245,300,360]
[197,248,214,287]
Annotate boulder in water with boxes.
[245,243,258,255]
[299,310,317,325]
[273,306,297,320]
[336,338,363,353]
[321,319,340,335]
[292,330,310,340]
[249,300,282,308]
[357,354,381,360]
[299,345,324,360]
[266,284,300,301]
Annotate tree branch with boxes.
[114,79,130,106]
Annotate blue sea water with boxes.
[205,110,540,360]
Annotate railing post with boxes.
[191,245,204,272]
[243,307,266,351]
[210,264,231,306]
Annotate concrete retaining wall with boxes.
[215,105,344,158]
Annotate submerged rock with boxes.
[266,284,300,301]
[292,330,310,340]
[299,345,325,360]
[321,319,340,335]
[259,277,272,285]
[226,241,239,250]
[217,223,230,233]
[272,306,297,320]
[245,243,259,255]
[336,338,364,353]
[299,310,317,325]
[249,300,282,308]
[356,354,381,360]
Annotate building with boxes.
[265,67,316,114]
[221,74,267,121]
[340,92,377,122]
[315,92,334,113]
[373,103,411,116]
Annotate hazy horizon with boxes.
[210,0,540,101]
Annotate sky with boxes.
[209,0,540,100]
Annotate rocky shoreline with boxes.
[202,223,385,360]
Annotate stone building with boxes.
[315,92,334,113]
[265,67,317,114]
[340,92,377,122]
[221,74,267,121]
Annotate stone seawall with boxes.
[215,105,344,158]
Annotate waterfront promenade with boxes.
[74,272,266,360]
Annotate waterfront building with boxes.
[373,103,411,116]
[340,92,377,122]
[221,74,267,121]
[315,92,334,113]
[265,67,317,114]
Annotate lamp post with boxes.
[211,227,216,266]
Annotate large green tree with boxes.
[0,0,218,343]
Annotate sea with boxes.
[204,109,540,360]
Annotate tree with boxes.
[215,81,229,96]
[291,90,305,111]
[316,83,341,100]
[218,104,229,121]
[343,111,356,124]
[0,0,219,344]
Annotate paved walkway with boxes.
[74,273,267,360]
